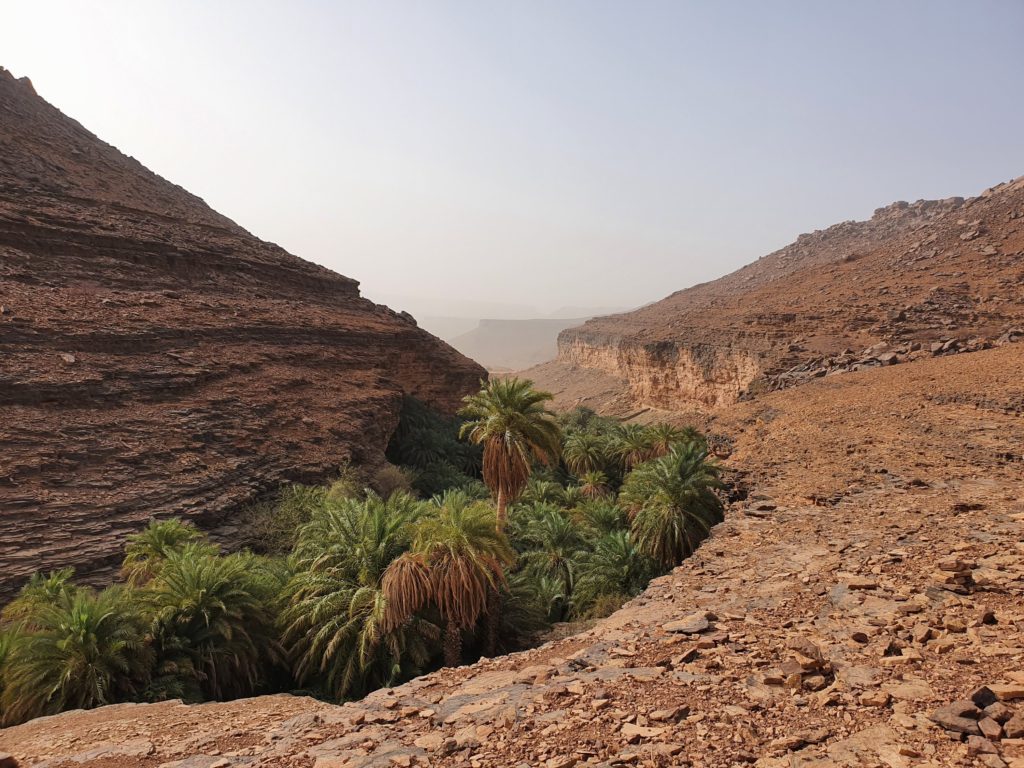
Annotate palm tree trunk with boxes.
[484,585,501,657]
[487,487,507,658]
[443,620,462,667]
[495,487,507,533]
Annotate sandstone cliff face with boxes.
[539,180,1024,413]
[0,68,485,597]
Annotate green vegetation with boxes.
[0,382,723,726]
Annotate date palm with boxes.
[578,470,611,499]
[282,493,433,700]
[1,587,152,725]
[145,547,282,701]
[613,423,656,470]
[1,568,77,626]
[382,491,514,667]
[562,432,608,476]
[572,499,628,537]
[620,442,724,569]
[647,423,706,457]
[518,504,585,593]
[122,518,215,586]
[458,378,562,531]
[573,531,656,617]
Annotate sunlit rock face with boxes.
[0,68,485,597]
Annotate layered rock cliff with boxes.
[0,68,485,597]
[531,179,1024,413]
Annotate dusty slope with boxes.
[4,344,1022,768]
[0,68,484,597]
[528,177,1024,414]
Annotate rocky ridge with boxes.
[4,340,1022,768]
[0,68,484,597]
[528,178,1024,414]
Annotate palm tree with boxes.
[122,518,215,585]
[573,531,656,617]
[572,499,628,537]
[1,587,152,725]
[613,423,656,470]
[281,493,434,700]
[578,470,611,499]
[519,477,567,506]
[647,423,706,457]
[144,546,282,701]
[620,442,724,569]
[1,568,77,626]
[562,432,608,476]
[383,491,514,667]
[518,504,585,594]
[560,485,585,509]
[458,378,562,531]
[501,571,563,635]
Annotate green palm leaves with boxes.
[459,378,561,528]
[0,394,725,726]
[382,491,514,667]
[620,442,724,569]
[122,518,216,586]
[281,493,431,699]
[145,549,283,701]
[1,587,152,724]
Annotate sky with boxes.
[2,1,1023,321]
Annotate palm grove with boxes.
[0,379,724,725]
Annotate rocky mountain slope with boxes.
[527,178,1024,414]
[0,68,484,598]
[4,342,1022,768]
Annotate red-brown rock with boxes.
[0,68,484,596]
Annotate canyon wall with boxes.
[0,68,485,597]
[557,334,761,410]
[534,178,1024,414]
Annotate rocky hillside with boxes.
[4,342,1022,768]
[528,178,1024,414]
[0,68,484,598]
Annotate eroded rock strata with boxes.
[0,68,485,597]
[4,343,1022,768]
[531,178,1024,413]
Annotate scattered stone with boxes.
[1005,712,1024,739]
[929,701,982,735]
[662,615,710,634]
[991,684,1024,702]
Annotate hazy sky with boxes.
[3,1,1023,319]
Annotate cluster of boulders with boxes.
[928,680,1024,765]
[760,331,1022,393]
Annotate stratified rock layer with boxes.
[0,68,485,597]
[529,178,1024,413]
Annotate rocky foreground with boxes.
[3,343,1021,767]
[0,68,483,597]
